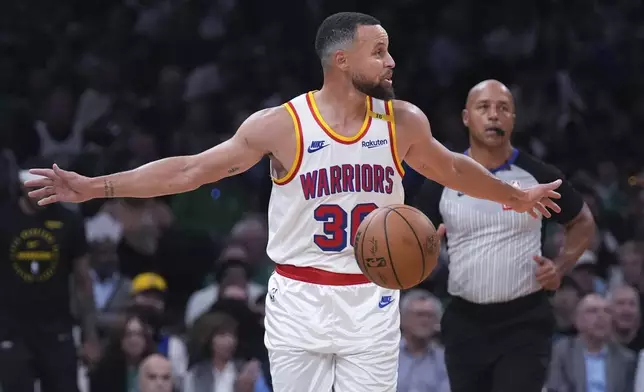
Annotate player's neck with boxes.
[467,143,514,171]
[317,80,368,121]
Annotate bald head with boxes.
[466,80,513,107]
[462,79,515,148]
[138,354,173,392]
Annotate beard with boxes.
[352,74,395,101]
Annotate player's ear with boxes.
[462,109,469,127]
[335,50,350,72]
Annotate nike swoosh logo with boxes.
[307,144,329,153]
[457,192,464,197]
[378,299,394,308]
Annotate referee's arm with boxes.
[522,156,596,274]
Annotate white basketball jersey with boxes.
[267,91,405,274]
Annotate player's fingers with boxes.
[547,179,562,190]
[28,168,56,179]
[546,190,562,199]
[541,198,561,213]
[533,255,546,265]
[528,208,538,219]
[535,203,551,218]
[37,194,58,206]
[52,163,71,178]
[28,186,55,200]
[23,178,54,188]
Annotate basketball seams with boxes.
[382,207,404,289]
[388,208,427,285]
[391,205,436,231]
[356,207,388,284]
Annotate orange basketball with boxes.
[353,204,440,290]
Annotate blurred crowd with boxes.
[2,0,644,391]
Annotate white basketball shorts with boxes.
[264,270,401,392]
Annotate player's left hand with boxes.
[511,180,562,219]
[533,255,562,291]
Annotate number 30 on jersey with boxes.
[313,203,378,252]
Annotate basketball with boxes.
[353,204,440,290]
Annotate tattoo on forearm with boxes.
[228,167,240,174]
[104,179,115,198]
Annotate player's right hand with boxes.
[24,164,94,206]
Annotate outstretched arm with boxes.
[397,101,561,216]
[26,107,284,204]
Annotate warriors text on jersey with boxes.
[266,92,405,274]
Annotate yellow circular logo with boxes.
[9,228,60,282]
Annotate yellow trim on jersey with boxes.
[272,102,303,185]
[307,91,372,143]
[386,100,406,177]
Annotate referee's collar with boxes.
[464,148,519,174]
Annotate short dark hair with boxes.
[315,12,381,66]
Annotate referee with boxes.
[414,80,596,392]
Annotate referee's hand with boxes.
[533,255,561,291]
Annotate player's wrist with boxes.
[88,177,109,200]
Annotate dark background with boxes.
[1,0,644,390]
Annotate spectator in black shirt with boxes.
[0,169,99,392]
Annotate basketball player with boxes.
[25,12,563,392]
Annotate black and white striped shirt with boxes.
[415,149,584,304]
